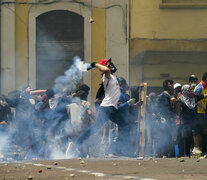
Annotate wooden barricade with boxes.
[136,82,147,157]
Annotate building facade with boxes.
[1,0,207,100]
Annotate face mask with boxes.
[108,62,117,74]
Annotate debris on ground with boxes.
[54,162,58,165]
[28,175,33,179]
[38,169,42,173]
[70,174,75,177]
[80,160,85,165]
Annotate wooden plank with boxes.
[136,82,147,157]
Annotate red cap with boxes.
[99,59,108,66]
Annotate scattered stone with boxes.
[180,158,185,162]
[38,169,42,173]
[154,161,158,163]
[113,163,117,166]
[47,166,52,169]
[80,160,85,165]
[182,169,185,173]
[70,174,75,177]
[9,177,14,179]
[162,156,167,158]
[138,163,141,166]
[196,159,200,162]
[54,162,58,165]
[28,176,33,180]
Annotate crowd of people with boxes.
[0,58,207,160]
[147,73,207,157]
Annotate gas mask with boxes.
[108,62,117,74]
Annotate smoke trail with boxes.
[0,133,9,159]
[53,56,90,95]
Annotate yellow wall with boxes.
[129,0,207,87]
[91,8,106,101]
[15,0,29,89]
[131,0,207,39]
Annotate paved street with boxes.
[1,157,207,180]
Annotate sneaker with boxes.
[192,147,202,155]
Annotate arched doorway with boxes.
[36,10,84,89]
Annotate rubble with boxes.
[80,160,85,165]
[54,162,58,165]
[27,176,33,180]
[70,174,75,177]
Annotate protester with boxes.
[146,92,157,156]
[154,80,176,157]
[2,65,207,160]
[194,72,207,154]
[66,58,134,156]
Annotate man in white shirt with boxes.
[67,58,127,155]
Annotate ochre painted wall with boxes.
[131,0,207,40]
[91,7,106,101]
[15,0,29,89]
[129,0,207,87]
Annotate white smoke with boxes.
[53,56,90,95]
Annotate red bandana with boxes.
[201,80,207,90]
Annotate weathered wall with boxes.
[1,0,128,103]
[15,0,29,90]
[1,0,15,94]
[130,0,207,87]
[91,7,106,101]
[131,0,207,39]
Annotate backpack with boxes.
[95,79,110,108]
[94,83,104,108]
[96,83,105,101]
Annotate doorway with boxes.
[36,10,84,89]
